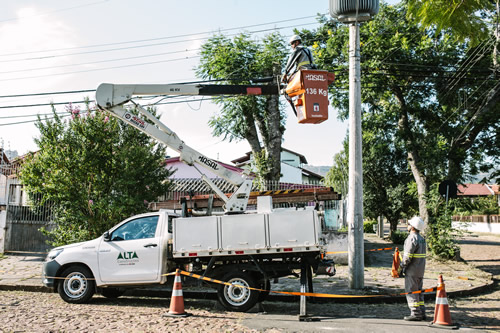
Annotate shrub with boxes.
[363,219,377,234]
[390,230,408,244]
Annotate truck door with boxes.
[98,215,161,283]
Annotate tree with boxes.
[19,104,172,246]
[407,0,500,183]
[196,32,288,185]
[304,3,499,227]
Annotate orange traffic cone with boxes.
[430,275,457,329]
[391,248,401,278]
[164,269,192,318]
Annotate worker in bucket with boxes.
[282,34,316,83]
[398,216,427,321]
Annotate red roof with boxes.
[165,156,245,173]
[457,184,495,196]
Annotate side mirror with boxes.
[103,231,111,241]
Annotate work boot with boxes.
[404,315,423,321]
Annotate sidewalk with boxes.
[0,234,494,302]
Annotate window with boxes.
[111,216,159,241]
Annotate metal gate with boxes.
[4,184,54,253]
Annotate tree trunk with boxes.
[264,95,283,182]
[394,87,430,224]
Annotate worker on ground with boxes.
[398,216,427,321]
[282,34,316,83]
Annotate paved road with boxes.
[0,233,498,332]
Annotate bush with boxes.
[390,230,408,244]
[363,219,377,234]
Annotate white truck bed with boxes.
[172,209,321,258]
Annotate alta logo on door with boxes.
[117,251,139,265]
[313,103,320,112]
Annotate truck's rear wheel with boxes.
[58,266,95,304]
[217,271,259,312]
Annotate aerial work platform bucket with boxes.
[285,70,335,124]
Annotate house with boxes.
[231,147,324,184]
[458,183,500,206]
[0,149,9,206]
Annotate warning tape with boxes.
[325,247,397,255]
[30,270,440,298]
[178,270,441,298]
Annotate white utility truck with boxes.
[42,77,335,312]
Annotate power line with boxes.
[0,21,318,63]
[0,89,95,99]
[0,15,318,57]
[0,0,109,24]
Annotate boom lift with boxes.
[96,70,334,213]
[96,81,280,213]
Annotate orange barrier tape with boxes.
[38,270,440,298]
[178,270,440,298]
[325,247,397,255]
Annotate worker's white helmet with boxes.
[408,216,425,231]
[289,34,301,45]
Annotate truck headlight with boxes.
[47,248,63,261]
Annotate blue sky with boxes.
[0,0,398,165]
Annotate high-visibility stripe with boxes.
[174,275,181,283]
[435,297,448,305]
[297,60,310,67]
[172,289,183,297]
[404,252,426,258]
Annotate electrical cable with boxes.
[0,15,319,57]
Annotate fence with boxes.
[5,204,55,253]
[452,215,500,223]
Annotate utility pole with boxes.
[347,21,364,289]
[330,0,379,289]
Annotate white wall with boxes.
[279,162,302,184]
[0,210,6,253]
[280,150,301,168]
[452,222,500,234]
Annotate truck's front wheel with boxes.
[217,271,259,312]
[58,266,95,304]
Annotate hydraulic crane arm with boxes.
[96,82,279,213]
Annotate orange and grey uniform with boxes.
[400,231,426,318]
[284,45,314,78]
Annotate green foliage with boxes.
[406,0,495,46]
[390,230,408,245]
[252,150,274,190]
[425,184,461,259]
[324,139,348,196]
[20,105,172,246]
[363,219,377,234]
[196,32,288,181]
[451,196,500,215]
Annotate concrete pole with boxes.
[347,22,364,289]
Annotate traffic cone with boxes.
[164,269,192,318]
[430,275,458,329]
[391,248,401,278]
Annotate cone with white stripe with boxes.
[164,269,192,317]
[430,275,457,329]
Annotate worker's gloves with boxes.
[397,265,405,278]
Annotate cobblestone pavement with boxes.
[0,233,498,332]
